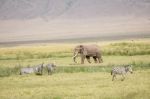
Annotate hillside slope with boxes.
[0,0,150,43]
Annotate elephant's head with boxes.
[72,45,87,63]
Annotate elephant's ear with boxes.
[79,45,87,55]
[83,49,88,55]
[79,45,84,51]
[83,48,88,55]
[79,45,83,48]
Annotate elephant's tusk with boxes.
[73,52,78,58]
[72,53,78,63]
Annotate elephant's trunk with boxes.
[73,52,78,63]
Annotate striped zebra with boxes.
[20,63,44,75]
[20,67,34,75]
[111,65,133,81]
[45,63,56,75]
[34,63,44,75]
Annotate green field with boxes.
[0,39,150,99]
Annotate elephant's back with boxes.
[85,45,99,50]
[85,45,100,54]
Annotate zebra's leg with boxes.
[121,74,125,81]
[20,71,24,75]
[41,70,43,75]
[41,68,43,75]
[112,74,116,81]
[48,69,52,75]
[50,71,52,75]
[48,70,50,75]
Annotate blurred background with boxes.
[0,0,150,43]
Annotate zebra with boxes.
[34,63,44,75]
[20,63,44,75]
[20,67,35,75]
[111,65,133,81]
[45,63,56,75]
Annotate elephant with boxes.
[73,44,103,64]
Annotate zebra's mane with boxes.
[124,65,132,72]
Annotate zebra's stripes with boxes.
[20,63,44,75]
[45,63,56,75]
[111,65,133,81]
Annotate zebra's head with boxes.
[125,65,133,74]
[51,63,56,70]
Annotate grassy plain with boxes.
[0,39,150,99]
[0,70,150,99]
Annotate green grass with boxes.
[0,39,150,99]
[0,40,149,60]
[103,41,150,56]
[0,70,150,99]
[0,55,150,67]
[0,55,150,77]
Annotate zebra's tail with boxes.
[111,70,113,75]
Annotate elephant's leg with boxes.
[86,56,91,63]
[81,55,85,64]
[97,57,101,63]
[96,52,103,63]
[97,56,103,63]
[100,55,103,63]
[93,56,97,63]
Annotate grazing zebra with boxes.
[20,63,44,75]
[45,63,56,75]
[20,67,34,75]
[34,63,44,75]
[111,65,133,81]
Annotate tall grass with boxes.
[0,41,149,60]
[0,61,149,77]
[0,44,73,60]
[0,66,21,77]
[103,42,150,56]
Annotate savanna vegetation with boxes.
[0,39,150,99]
[0,40,150,60]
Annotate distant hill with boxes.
[0,0,150,19]
[0,0,150,43]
